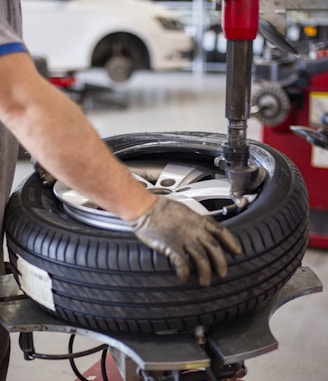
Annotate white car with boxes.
[21,0,193,82]
[150,1,266,63]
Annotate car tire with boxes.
[5,132,309,333]
[105,55,133,83]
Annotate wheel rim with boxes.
[53,159,257,232]
[105,55,133,83]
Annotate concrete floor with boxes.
[5,70,328,381]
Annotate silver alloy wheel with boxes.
[53,160,256,232]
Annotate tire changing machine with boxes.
[252,5,328,249]
[0,1,323,380]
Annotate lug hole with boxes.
[160,179,176,187]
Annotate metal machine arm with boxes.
[219,0,266,203]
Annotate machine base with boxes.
[0,267,322,381]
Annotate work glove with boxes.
[129,197,242,286]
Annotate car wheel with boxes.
[5,132,309,333]
[105,55,133,83]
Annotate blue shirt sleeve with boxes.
[0,13,28,57]
[0,41,27,56]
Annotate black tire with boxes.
[5,132,309,333]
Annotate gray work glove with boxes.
[129,197,242,286]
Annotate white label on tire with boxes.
[17,255,55,311]
[312,146,328,168]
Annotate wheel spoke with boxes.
[155,163,213,191]
[132,173,155,190]
[167,194,212,215]
[174,178,230,201]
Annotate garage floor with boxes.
[6,70,328,381]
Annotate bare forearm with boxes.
[0,53,243,287]
[0,53,157,220]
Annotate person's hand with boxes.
[129,197,242,286]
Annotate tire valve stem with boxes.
[222,197,249,216]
